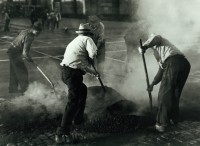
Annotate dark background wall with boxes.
[0,0,139,21]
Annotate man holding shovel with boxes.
[138,34,190,132]
[7,22,42,94]
[55,23,99,144]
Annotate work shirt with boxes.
[8,30,34,57]
[143,35,184,68]
[90,22,105,48]
[60,35,97,71]
[143,35,184,85]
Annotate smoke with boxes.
[10,81,65,115]
[115,0,200,113]
[120,52,159,112]
[115,0,200,111]
[136,0,200,51]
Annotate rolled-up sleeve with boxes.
[86,38,97,59]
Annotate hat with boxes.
[32,22,42,31]
[88,15,100,24]
[75,23,93,34]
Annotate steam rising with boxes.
[10,82,65,115]
[118,0,200,110]
[136,0,200,50]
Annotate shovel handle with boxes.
[90,63,106,92]
[32,62,54,89]
[140,39,153,110]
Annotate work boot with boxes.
[55,134,73,144]
[155,123,166,132]
[55,127,72,144]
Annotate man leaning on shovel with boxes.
[138,34,190,132]
[55,23,99,144]
[7,22,42,94]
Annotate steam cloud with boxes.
[117,0,200,111]
[10,81,65,115]
[136,0,200,50]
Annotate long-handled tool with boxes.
[90,62,106,92]
[32,61,54,89]
[31,61,62,99]
[139,39,153,110]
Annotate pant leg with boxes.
[4,19,10,31]
[170,58,191,121]
[156,56,190,125]
[156,58,180,125]
[30,19,34,26]
[60,67,86,132]
[73,83,87,123]
[156,68,174,126]
[42,19,45,30]
[9,54,29,93]
[9,56,19,92]
[56,21,59,29]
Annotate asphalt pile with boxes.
[0,85,155,133]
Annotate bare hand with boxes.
[95,73,100,79]
[138,47,146,54]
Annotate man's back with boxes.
[61,35,97,69]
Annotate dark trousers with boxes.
[30,18,37,26]
[96,40,105,76]
[60,66,87,133]
[156,55,190,125]
[8,52,29,93]
[42,19,46,30]
[55,21,59,29]
[4,19,10,32]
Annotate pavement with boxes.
[0,17,200,146]
[6,17,132,36]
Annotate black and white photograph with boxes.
[0,0,200,145]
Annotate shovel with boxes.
[139,39,153,110]
[90,62,106,92]
[31,61,62,99]
[32,61,54,88]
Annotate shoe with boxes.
[155,123,166,132]
[55,133,73,144]
[55,126,73,144]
